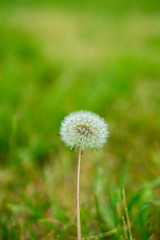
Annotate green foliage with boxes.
[1,0,160,14]
[0,1,160,239]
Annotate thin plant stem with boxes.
[77,148,82,240]
[122,215,128,239]
[122,188,133,240]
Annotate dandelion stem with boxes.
[77,148,82,240]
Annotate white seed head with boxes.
[60,110,109,151]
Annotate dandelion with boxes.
[60,110,109,240]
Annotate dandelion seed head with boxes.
[60,110,109,151]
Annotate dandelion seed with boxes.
[60,110,109,151]
[60,110,109,240]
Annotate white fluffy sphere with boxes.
[60,110,109,151]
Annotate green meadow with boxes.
[0,1,160,239]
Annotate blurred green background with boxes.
[0,0,160,239]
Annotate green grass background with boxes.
[0,0,160,239]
